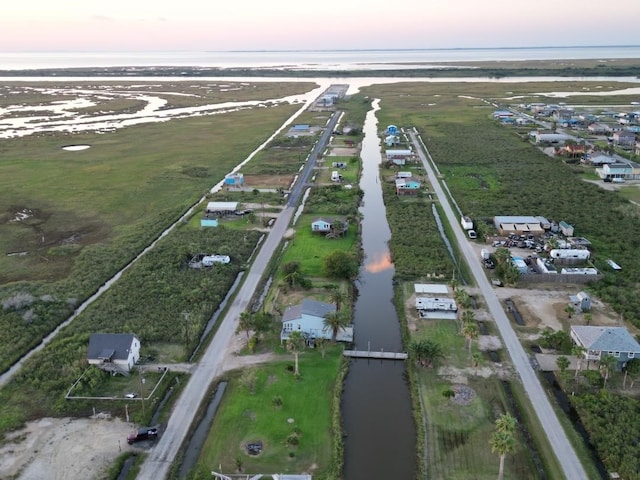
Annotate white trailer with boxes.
[461,216,473,230]
[549,249,590,260]
[481,248,490,260]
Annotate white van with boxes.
[331,171,341,182]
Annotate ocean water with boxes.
[1,45,639,70]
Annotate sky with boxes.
[3,0,640,52]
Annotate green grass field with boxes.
[195,348,343,477]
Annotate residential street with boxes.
[137,111,341,480]
[409,130,588,480]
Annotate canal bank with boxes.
[341,99,417,479]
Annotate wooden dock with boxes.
[343,350,408,360]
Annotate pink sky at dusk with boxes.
[2,0,640,52]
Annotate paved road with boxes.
[409,130,588,480]
[137,111,341,480]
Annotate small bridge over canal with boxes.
[343,350,408,360]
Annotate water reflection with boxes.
[364,251,393,273]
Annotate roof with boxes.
[206,201,238,211]
[282,299,336,323]
[572,326,640,354]
[312,217,333,225]
[88,333,138,361]
[414,283,448,294]
[494,215,540,224]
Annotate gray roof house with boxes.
[88,333,141,374]
[281,299,353,343]
[571,326,640,368]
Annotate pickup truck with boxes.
[127,426,159,444]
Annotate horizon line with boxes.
[2,44,640,54]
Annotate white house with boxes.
[88,333,140,374]
[571,326,640,368]
[416,297,458,320]
[281,299,353,342]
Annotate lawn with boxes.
[195,348,344,477]
[281,213,357,278]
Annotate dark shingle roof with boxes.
[88,333,138,361]
[281,299,335,323]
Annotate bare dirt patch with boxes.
[241,174,294,189]
[327,147,357,156]
[0,416,134,480]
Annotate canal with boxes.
[342,100,417,479]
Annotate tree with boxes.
[623,358,640,389]
[323,250,358,280]
[236,311,253,339]
[490,414,517,480]
[572,344,586,379]
[323,310,350,343]
[556,355,570,382]
[461,310,476,332]
[495,413,517,435]
[471,352,482,376]
[409,338,443,368]
[462,321,479,356]
[329,289,346,312]
[564,304,575,319]
[287,331,306,377]
[600,354,617,389]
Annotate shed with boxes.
[569,291,591,311]
[206,201,239,213]
[558,221,574,237]
[224,172,244,186]
[200,219,219,228]
[386,125,398,135]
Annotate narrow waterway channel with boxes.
[342,100,416,479]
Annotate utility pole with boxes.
[139,369,146,419]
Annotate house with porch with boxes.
[281,299,353,343]
[570,326,640,369]
[311,217,347,237]
[88,333,140,375]
[596,161,633,181]
[613,130,636,146]
[395,176,421,195]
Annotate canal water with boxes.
[342,100,416,479]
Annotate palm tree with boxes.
[556,355,570,382]
[329,289,346,312]
[571,344,586,379]
[323,310,350,343]
[286,331,306,377]
[462,321,479,355]
[409,338,443,368]
[471,352,482,376]
[599,353,617,389]
[460,310,476,333]
[490,415,517,480]
[624,358,640,389]
[236,311,253,339]
[495,413,517,435]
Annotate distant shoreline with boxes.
[1,58,639,78]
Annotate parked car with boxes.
[467,230,477,239]
[127,426,159,444]
[124,393,138,399]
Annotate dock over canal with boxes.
[343,350,408,360]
